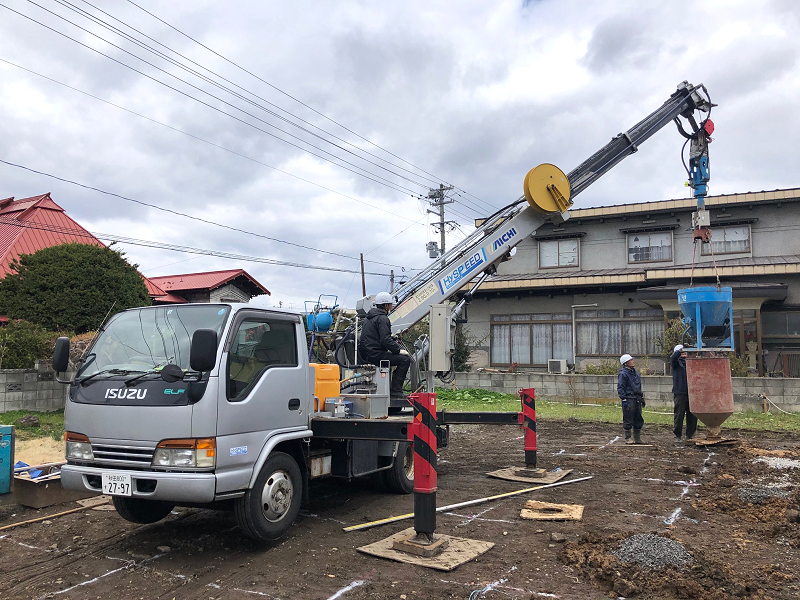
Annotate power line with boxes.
[125,0,500,211]
[66,0,453,194]
[0,216,391,276]
[4,1,427,199]
[0,57,429,238]
[51,0,438,193]
[0,158,420,270]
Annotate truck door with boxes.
[217,312,309,436]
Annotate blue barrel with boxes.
[677,286,734,350]
[0,425,13,495]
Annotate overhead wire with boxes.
[0,57,429,237]
[4,1,427,199]
[66,0,455,194]
[52,0,438,194]
[0,158,421,270]
[0,216,392,276]
[124,0,501,212]
[2,2,477,272]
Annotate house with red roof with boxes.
[0,193,269,306]
[148,269,270,304]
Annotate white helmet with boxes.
[673,344,684,353]
[374,292,394,305]
[619,353,633,366]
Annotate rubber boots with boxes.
[625,430,634,445]
[633,429,643,444]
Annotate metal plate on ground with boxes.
[357,527,494,571]
[486,468,571,484]
[520,500,584,521]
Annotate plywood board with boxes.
[692,438,738,447]
[486,468,571,484]
[520,500,584,521]
[357,527,494,571]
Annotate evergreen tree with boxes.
[0,243,151,333]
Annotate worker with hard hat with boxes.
[357,292,411,399]
[671,344,697,443]
[617,353,645,444]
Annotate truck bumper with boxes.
[61,465,217,503]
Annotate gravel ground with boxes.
[738,485,792,504]
[755,456,800,469]
[611,534,694,570]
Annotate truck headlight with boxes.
[65,432,94,461]
[152,438,215,469]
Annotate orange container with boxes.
[310,363,340,411]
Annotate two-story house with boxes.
[462,187,800,376]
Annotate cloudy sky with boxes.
[1,0,798,309]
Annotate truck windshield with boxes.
[77,305,230,378]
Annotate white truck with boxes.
[53,81,714,541]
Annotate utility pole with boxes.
[390,269,395,292]
[360,253,366,296]
[426,184,455,264]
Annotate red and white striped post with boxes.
[408,391,437,540]
[519,388,537,467]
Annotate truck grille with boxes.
[90,443,155,469]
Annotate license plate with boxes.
[101,473,132,496]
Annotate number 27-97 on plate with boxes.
[101,472,131,496]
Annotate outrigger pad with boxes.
[357,527,494,571]
[692,438,738,447]
[520,500,584,521]
[486,468,571,484]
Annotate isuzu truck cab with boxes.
[54,303,413,541]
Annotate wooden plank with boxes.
[486,468,571,484]
[357,527,494,571]
[520,500,584,521]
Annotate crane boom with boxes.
[387,80,712,334]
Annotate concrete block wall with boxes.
[0,361,69,413]
[453,372,800,413]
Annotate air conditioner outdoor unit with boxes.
[548,359,568,374]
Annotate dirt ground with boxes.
[14,438,65,466]
[1,420,799,600]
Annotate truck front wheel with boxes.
[383,442,414,494]
[112,497,175,524]
[235,452,302,541]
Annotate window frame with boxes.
[224,310,301,402]
[574,308,664,357]
[538,238,581,270]
[489,312,572,367]
[700,224,751,256]
[626,230,673,264]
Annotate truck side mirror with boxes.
[53,337,70,373]
[190,329,218,372]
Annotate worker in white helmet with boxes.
[617,353,645,444]
[357,292,411,399]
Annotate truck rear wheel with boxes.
[112,497,175,524]
[235,452,302,541]
[383,442,414,494]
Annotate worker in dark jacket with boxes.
[617,353,645,444]
[671,344,697,442]
[358,292,411,398]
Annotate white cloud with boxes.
[1,0,798,308]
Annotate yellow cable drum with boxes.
[523,163,572,214]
